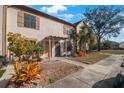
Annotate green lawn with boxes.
[67,52,110,64]
[0,69,6,78]
[100,50,124,55]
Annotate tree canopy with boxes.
[84,6,124,51]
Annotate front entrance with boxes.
[55,42,61,57]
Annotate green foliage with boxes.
[84,6,124,51]
[70,25,96,52]
[34,43,44,55]
[27,41,44,59]
[8,32,28,57]
[79,25,96,51]
[8,32,44,61]
[70,29,79,52]
[102,40,112,49]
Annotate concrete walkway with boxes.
[0,64,14,88]
[46,55,123,88]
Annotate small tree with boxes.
[8,33,44,61]
[8,32,28,60]
[102,40,112,49]
[79,25,96,52]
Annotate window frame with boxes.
[24,13,36,29]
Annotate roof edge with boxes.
[9,5,75,27]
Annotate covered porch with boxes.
[41,36,72,59]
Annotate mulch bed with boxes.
[39,60,83,87]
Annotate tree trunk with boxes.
[79,41,82,51]
[97,37,101,51]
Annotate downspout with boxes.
[2,5,7,56]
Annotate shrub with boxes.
[8,33,29,60]
[79,51,87,57]
[11,62,41,87]
[8,32,44,61]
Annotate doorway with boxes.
[55,42,61,57]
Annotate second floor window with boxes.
[24,13,36,29]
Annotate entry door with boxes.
[55,42,60,57]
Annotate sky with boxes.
[28,5,124,43]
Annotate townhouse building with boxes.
[0,5,75,58]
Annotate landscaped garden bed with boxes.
[7,60,82,88]
[67,52,110,64]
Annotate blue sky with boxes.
[28,5,124,43]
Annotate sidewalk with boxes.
[46,55,123,88]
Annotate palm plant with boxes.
[27,41,43,60]
[70,29,79,53]
[79,25,96,52]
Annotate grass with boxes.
[100,50,124,55]
[0,69,6,78]
[67,52,110,64]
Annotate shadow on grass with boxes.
[92,77,115,88]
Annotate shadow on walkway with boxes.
[92,77,115,88]
[0,79,10,88]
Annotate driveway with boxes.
[46,55,123,88]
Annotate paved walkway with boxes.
[46,55,123,88]
[0,64,14,88]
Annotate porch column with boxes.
[65,39,67,56]
[52,40,55,57]
[49,37,51,61]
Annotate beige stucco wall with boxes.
[7,7,69,41]
[6,7,72,57]
[76,21,85,33]
[0,6,3,55]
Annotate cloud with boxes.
[67,5,76,7]
[41,5,67,14]
[41,6,47,11]
[119,13,124,16]
[57,14,74,21]
[62,14,74,20]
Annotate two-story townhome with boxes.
[0,5,75,59]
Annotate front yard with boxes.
[67,52,110,64]
[7,60,82,88]
[39,60,82,87]
[100,50,124,55]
